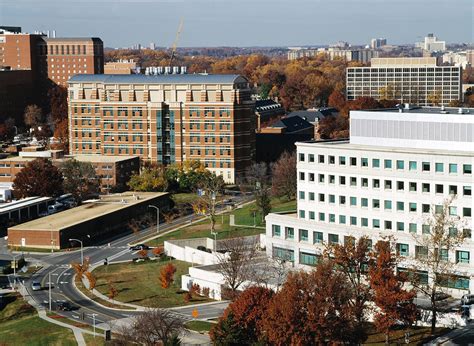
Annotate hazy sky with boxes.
[1,0,472,48]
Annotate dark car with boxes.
[129,244,150,251]
[434,292,450,301]
[57,301,76,311]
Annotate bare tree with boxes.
[192,174,225,235]
[216,237,261,297]
[116,308,186,345]
[24,104,43,129]
[271,151,297,200]
[410,198,468,334]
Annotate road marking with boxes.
[72,315,79,319]
[60,281,69,284]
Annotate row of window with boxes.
[299,173,472,196]
[298,153,472,175]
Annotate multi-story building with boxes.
[346,57,462,106]
[104,60,137,75]
[416,33,446,52]
[265,106,474,296]
[67,74,255,183]
[370,38,387,49]
[288,47,378,63]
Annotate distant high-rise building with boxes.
[149,42,156,50]
[346,57,462,106]
[370,38,387,49]
[288,47,378,63]
[416,33,446,52]
[67,74,256,183]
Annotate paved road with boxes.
[6,193,251,329]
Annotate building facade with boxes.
[346,57,462,106]
[288,47,379,63]
[67,74,255,183]
[265,107,474,296]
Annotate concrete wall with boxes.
[165,238,219,266]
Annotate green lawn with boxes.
[185,320,215,333]
[148,197,296,247]
[172,192,200,205]
[0,293,76,346]
[92,259,212,308]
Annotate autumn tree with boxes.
[369,240,417,344]
[23,105,43,129]
[108,280,118,300]
[165,160,210,192]
[245,162,272,221]
[85,271,96,291]
[328,89,346,110]
[410,198,467,334]
[271,151,296,200]
[327,236,372,343]
[138,249,149,259]
[160,263,177,289]
[48,85,68,123]
[128,163,168,192]
[61,159,100,204]
[210,286,274,345]
[152,246,164,257]
[0,118,16,141]
[262,261,356,344]
[52,118,69,153]
[13,158,64,198]
[216,237,259,297]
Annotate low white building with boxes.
[265,106,474,297]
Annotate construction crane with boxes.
[169,18,184,66]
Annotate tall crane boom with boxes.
[169,18,183,66]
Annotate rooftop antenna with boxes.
[169,18,184,66]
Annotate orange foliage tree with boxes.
[107,280,118,300]
[85,271,97,291]
[160,263,177,289]
[369,240,417,344]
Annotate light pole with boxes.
[68,237,89,266]
[148,205,160,233]
[12,254,21,290]
[48,271,52,311]
[92,313,97,337]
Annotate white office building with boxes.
[265,106,474,297]
[416,33,446,52]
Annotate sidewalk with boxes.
[427,324,473,345]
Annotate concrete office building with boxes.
[265,106,474,297]
[288,47,379,63]
[346,57,462,106]
[370,38,387,49]
[67,74,255,184]
[416,33,446,53]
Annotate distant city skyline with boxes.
[1,0,472,48]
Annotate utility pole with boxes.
[48,272,52,311]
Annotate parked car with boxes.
[31,281,41,291]
[56,301,76,311]
[129,244,150,251]
[47,203,65,215]
[434,292,450,301]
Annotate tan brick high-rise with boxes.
[68,74,255,183]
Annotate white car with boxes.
[31,281,41,291]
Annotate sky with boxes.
[1,0,472,48]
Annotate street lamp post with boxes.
[92,313,97,337]
[12,254,21,290]
[69,238,84,265]
[48,271,52,311]
[148,205,160,233]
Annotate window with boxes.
[449,164,457,174]
[318,174,325,183]
[313,231,323,244]
[329,155,335,164]
[415,246,428,259]
[396,160,404,170]
[350,177,357,186]
[361,218,368,227]
[384,159,392,169]
[299,153,305,162]
[422,204,430,213]
[350,157,357,166]
[309,192,315,201]
[373,179,380,188]
[422,183,430,193]
[397,243,409,256]
[397,181,404,191]
[435,184,444,194]
[463,164,472,174]
[361,178,368,187]
[329,195,335,204]
[422,162,430,172]
[299,229,308,242]
[435,163,444,172]
[456,251,470,264]
[309,154,314,162]
[449,227,458,237]
[309,173,315,182]
[409,182,417,192]
[350,196,357,206]
[329,175,335,184]
[384,200,392,210]
[463,229,472,239]
[272,225,281,237]
[422,224,431,234]
[329,214,336,223]
[449,185,457,195]
[285,227,294,240]
[361,198,368,207]
[339,215,346,224]
[299,191,305,200]
[319,213,325,221]
[463,186,472,196]
[328,234,339,244]
[385,220,392,230]
[300,252,319,266]
[373,199,380,209]
[318,155,325,163]
[273,246,294,262]
[397,202,405,211]
[309,211,315,220]
[372,158,380,168]
[299,210,305,218]
[373,219,380,229]
[397,222,405,231]
[384,180,392,190]
[319,193,325,202]
[361,158,368,167]
[350,216,357,226]
[409,203,417,212]
[339,196,346,205]
[299,172,305,181]
[339,156,346,165]
[464,208,472,217]
[409,161,417,171]
[435,205,443,214]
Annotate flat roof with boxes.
[68,73,247,85]
[296,140,474,156]
[67,155,139,163]
[361,106,473,115]
[0,197,52,214]
[8,192,167,231]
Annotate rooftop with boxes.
[8,192,167,231]
[0,197,53,214]
[68,73,247,85]
[270,116,314,133]
[43,37,102,42]
[63,154,139,163]
[364,106,472,115]
[287,108,338,122]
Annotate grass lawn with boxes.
[148,197,296,247]
[92,259,212,308]
[172,192,200,205]
[0,293,76,346]
[185,320,215,333]
[83,334,105,346]
[364,325,450,345]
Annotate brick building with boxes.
[67,74,255,183]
